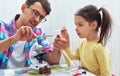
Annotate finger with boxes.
[54,41,68,50]
[56,34,61,38]
[24,26,30,37]
[54,38,68,47]
[53,34,61,41]
[54,38,69,50]
[61,27,67,33]
[55,37,67,43]
[20,26,26,35]
[61,28,68,37]
[53,42,62,50]
[28,27,36,39]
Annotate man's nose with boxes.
[35,16,41,22]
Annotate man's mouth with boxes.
[77,32,80,35]
[29,21,37,27]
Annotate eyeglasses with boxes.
[28,6,47,23]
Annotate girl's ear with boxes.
[21,4,27,13]
[90,21,98,30]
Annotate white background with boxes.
[0,0,120,75]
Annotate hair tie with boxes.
[98,8,102,12]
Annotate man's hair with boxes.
[25,0,51,15]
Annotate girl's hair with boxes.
[75,4,112,45]
[25,0,51,15]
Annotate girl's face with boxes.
[74,15,94,39]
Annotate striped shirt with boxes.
[0,14,52,69]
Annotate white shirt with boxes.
[6,41,26,69]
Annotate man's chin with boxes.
[27,24,35,29]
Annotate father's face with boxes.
[22,2,46,28]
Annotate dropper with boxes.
[33,34,53,42]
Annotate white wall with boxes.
[0,0,120,75]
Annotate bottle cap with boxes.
[82,71,86,74]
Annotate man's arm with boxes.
[45,49,61,65]
[0,36,17,52]
[45,27,69,65]
[0,26,36,52]
[45,47,61,64]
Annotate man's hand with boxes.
[53,27,70,50]
[13,26,36,41]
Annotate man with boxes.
[0,0,61,69]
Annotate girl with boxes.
[54,4,112,76]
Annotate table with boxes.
[0,64,96,76]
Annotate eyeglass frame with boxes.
[27,5,47,23]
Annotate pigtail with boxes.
[75,5,113,45]
[99,7,112,45]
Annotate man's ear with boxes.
[21,4,27,13]
[90,21,98,30]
